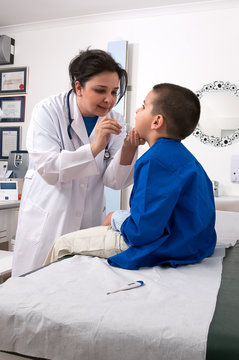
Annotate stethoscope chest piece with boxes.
[104,148,111,160]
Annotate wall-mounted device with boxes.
[212,180,219,197]
[230,155,239,183]
[0,181,18,200]
[0,35,15,65]
[7,150,29,178]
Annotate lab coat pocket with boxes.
[17,200,48,245]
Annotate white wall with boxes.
[0,0,239,203]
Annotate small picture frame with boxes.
[0,96,25,122]
[0,126,21,159]
[0,67,28,94]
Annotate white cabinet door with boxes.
[0,210,8,248]
[0,207,19,250]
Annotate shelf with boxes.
[0,200,20,210]
[215,196,239,212]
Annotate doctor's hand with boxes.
[91,117,122,158]
[120,128,145,165]
[126,128,145,148]
[102,211,114,226]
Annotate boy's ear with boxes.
[151,114,165,130]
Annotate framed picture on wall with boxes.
[0,96,25,122]
[0,126,21,159]
[0,67,28,94]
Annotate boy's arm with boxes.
[102,210,130,230]
[120,158,181,247]
[111,210,130,231]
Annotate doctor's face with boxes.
[75,71,119,117]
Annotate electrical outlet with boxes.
[0,161,8,177]
[231,155,239,182]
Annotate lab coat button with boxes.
[76,211,81,217]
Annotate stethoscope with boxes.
[66,89,110,160]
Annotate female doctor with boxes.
[12,49,141,276]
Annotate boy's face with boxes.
[135,90,156,139]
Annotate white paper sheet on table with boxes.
[0,243,228,360]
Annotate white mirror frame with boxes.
[193,81,239,147]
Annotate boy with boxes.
[45,83,216,270]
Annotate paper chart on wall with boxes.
[1,99,21,118]
[2,130,17,157]
[1,71,25,92]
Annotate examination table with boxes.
[0,212,238,360]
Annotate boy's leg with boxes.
[44,226,129,266]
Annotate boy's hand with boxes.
[102,211,114,226]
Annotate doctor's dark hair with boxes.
[69,49,128,104]
[151,83,200,139]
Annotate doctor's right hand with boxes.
[90,117,122,158]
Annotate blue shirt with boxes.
[108,138,216,270]
[111,210,130,231]
[82,116,98,137]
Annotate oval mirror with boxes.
[193,81,239,146]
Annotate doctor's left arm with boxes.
[102,125,141,189]
[120,129,144,165]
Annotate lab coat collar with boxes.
[69,91,89,145]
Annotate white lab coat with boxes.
[12,91,136,276]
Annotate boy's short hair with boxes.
[152,83,200,139]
